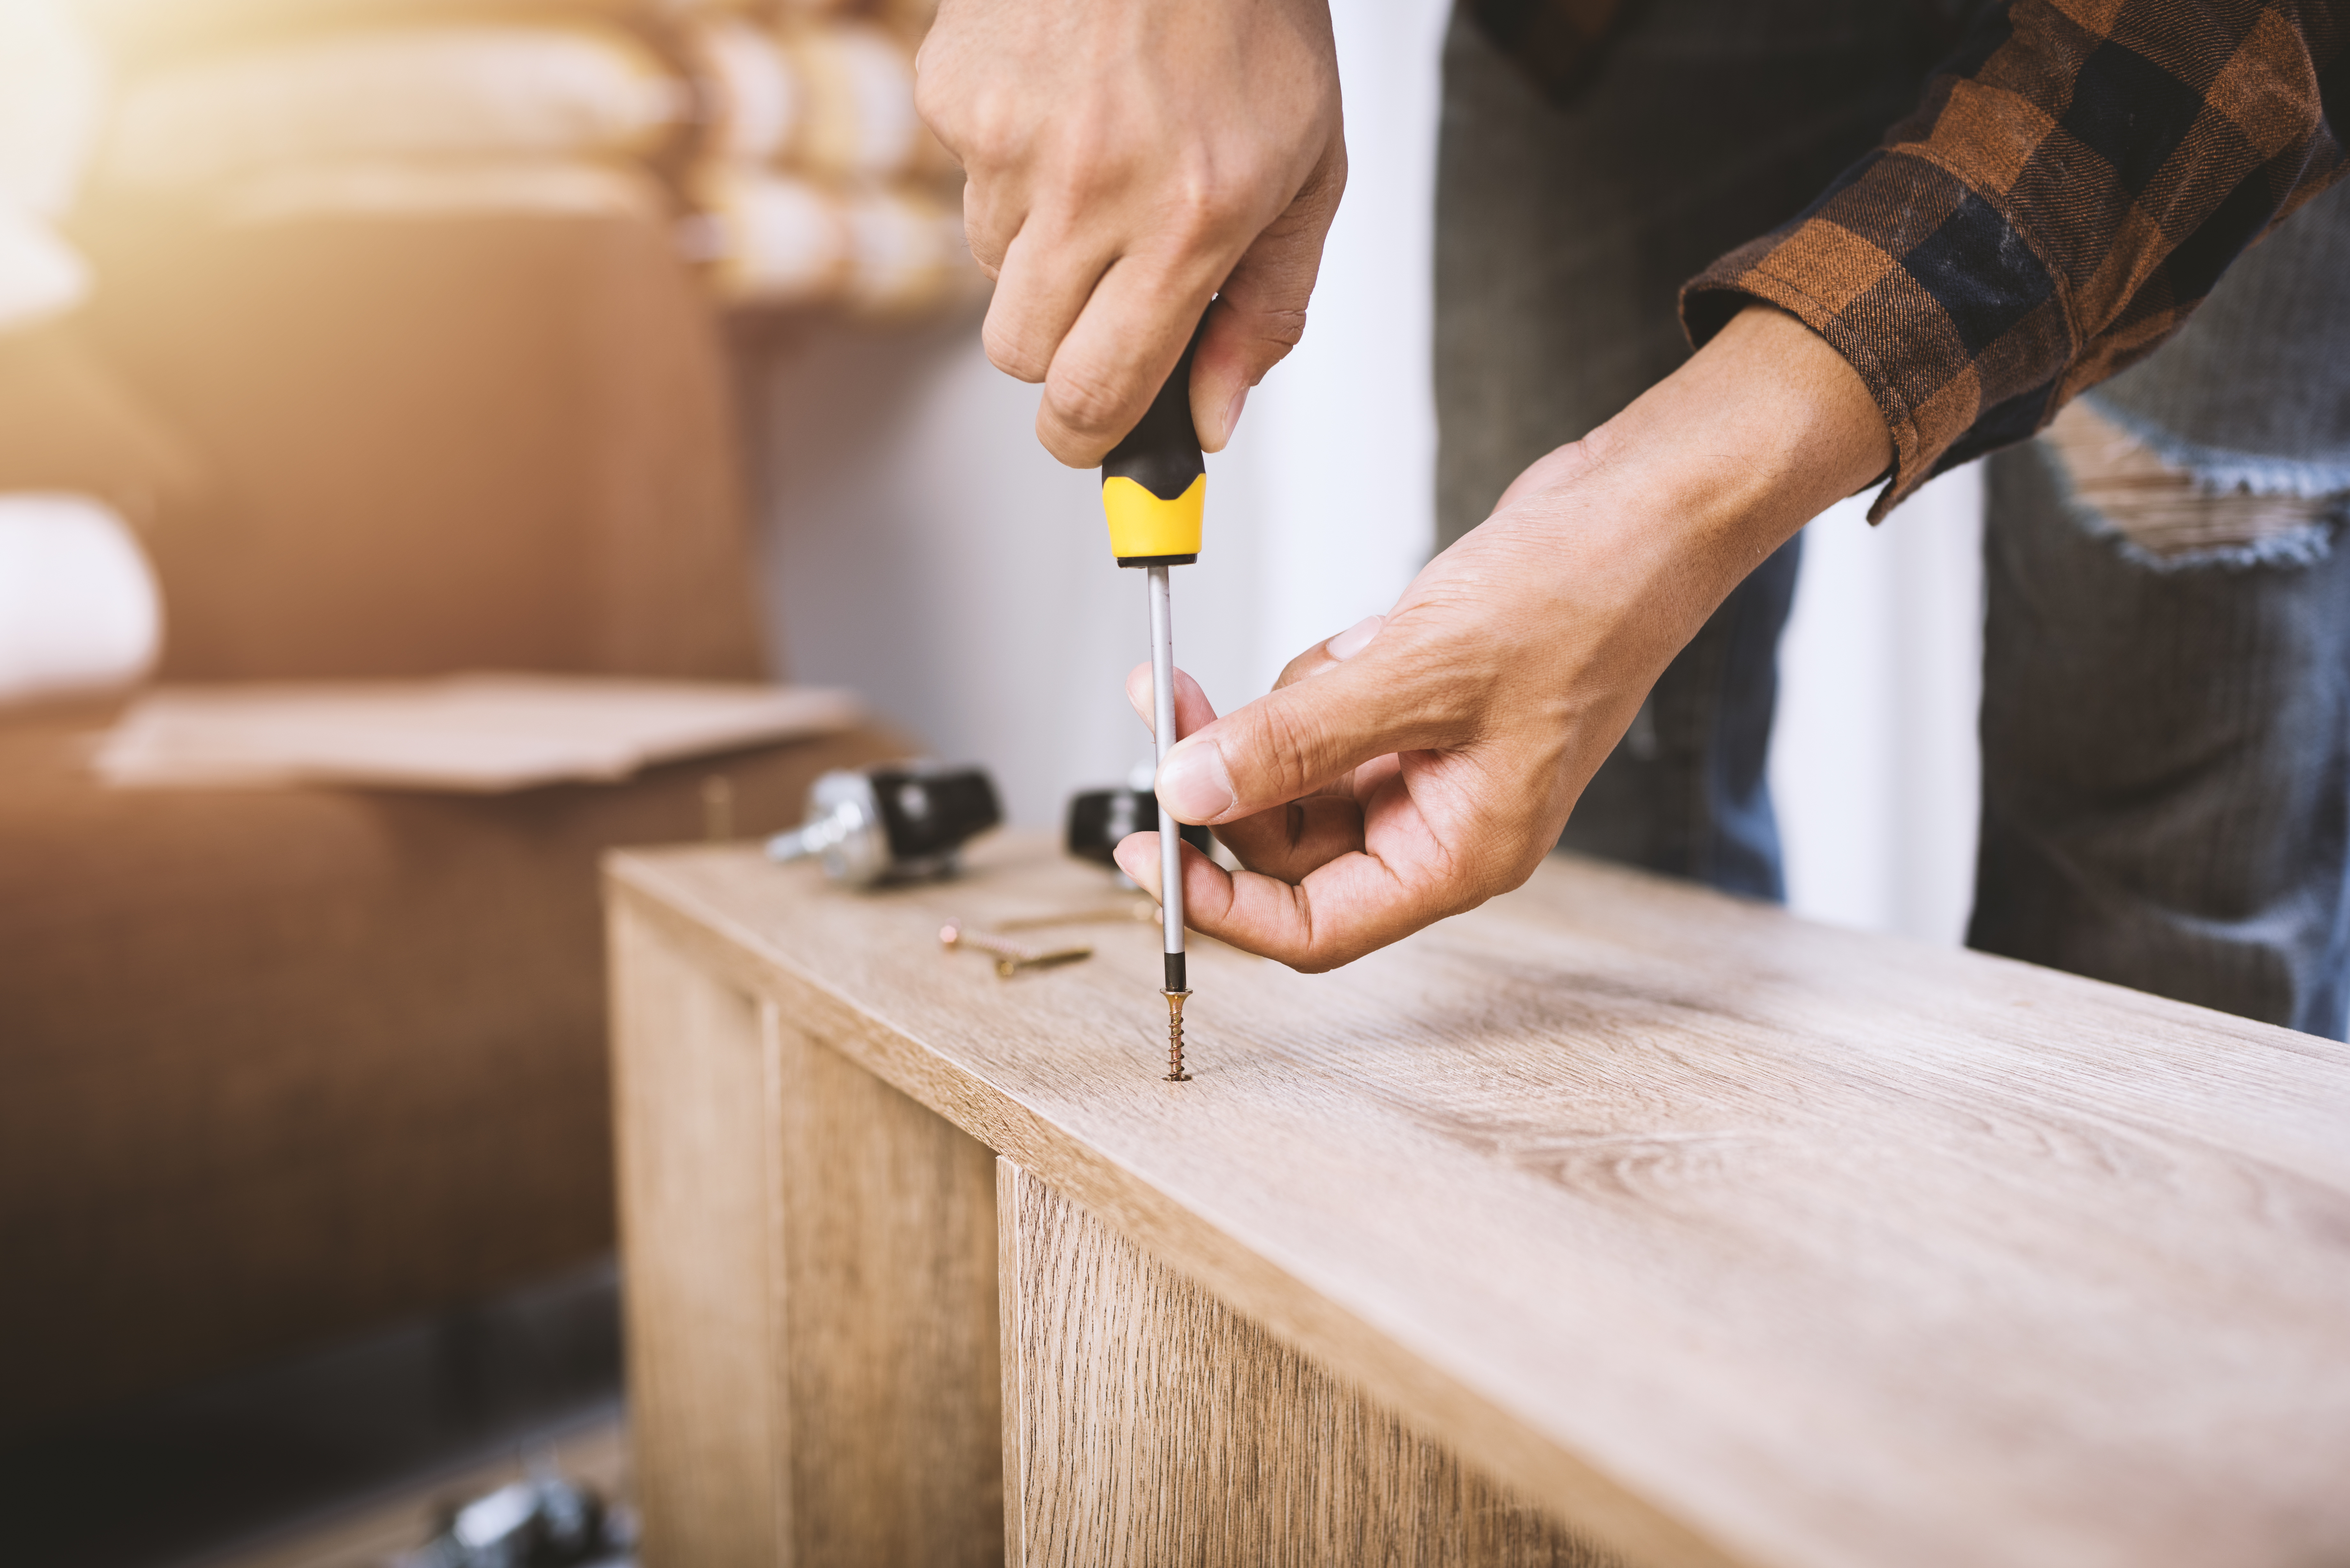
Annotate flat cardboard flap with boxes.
[94,673,865,791]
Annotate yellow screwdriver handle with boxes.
[1101,323,1206,566]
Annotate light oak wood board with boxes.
[610,902,788,1567]
[610,901,1001,1568]
[999,1157,1616,1567]
[608,834,2350,1568]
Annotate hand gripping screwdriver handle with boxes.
[1102,325,1206,568]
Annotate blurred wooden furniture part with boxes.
[0,190,906,1433]
[607,834,2350,1568]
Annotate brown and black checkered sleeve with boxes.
[1682,0,2349,519]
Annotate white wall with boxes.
[1771,471,1984,945]
[753,0,1985,946]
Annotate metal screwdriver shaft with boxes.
[1101,319,1209,1082]
[1148,563,1190,1080]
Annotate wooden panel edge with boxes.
[997,1157,1027,1568]
[608,864,1754,1568]
[755,997,798,1562]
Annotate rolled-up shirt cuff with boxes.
[1681,149,2074,522]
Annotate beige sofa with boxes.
[0,180,904,1432]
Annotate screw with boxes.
[939,919,1091,978]
[1162,988,1192,1082]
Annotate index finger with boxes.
[1175,844,1442,974]
[1118,775,1465,972]
[1038,252,1223,466]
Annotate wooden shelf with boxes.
[607,832,2350,1568]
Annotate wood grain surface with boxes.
[608,834,2350,1568]
[610,902,785,1567]
[611,900,1001,1567]
[999,1158,1614,1567]
[770,1002,1002,1566]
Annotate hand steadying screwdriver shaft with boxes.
[1101,323,1208,1082]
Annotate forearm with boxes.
[1493,304,1890,687]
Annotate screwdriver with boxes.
[1101,325,1206,1083]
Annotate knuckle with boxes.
[1304,146,1348,211]
[1249,699,1329,801]
[1036,409,1109,467]
[1270,646,1327,690]
[1045,361,1129,441]
[1164,161,1258,249]
[1245,305,1308,355]
[911,63,986,155]
[942,83,1024,167]
[1294,925,1369,976]
[980,314,1047,383]
[910,71,953,136]
[960,213,1006,275]
[961,117,1021,172]
[1458,818,1541,904]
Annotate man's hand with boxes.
[1111,306,1893,971]
[915,0,1344,465]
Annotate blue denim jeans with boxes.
[1436,0,1936,900]
[1970,181,2350,1036]
[1438,7,2350,1033]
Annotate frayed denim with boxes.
[1435,0,1931,901]
[1970,181,2350,1037]
[1974,441,2350,1035]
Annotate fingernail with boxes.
[1219,384,1249,447]
[1112,835,1156,891]
[1157,741,1235,823]
[1325,614,1384,662]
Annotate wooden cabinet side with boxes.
[610,885,1003,1567]
[997,1157,1622,1568]
[610,898,790,1567]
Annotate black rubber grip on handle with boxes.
[1103,320,1207,503]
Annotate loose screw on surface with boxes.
[1162,988,1192,1082]
[935,910,1191,1080]
[938,919,1092,979]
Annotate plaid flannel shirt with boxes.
[1679,1,2348,518]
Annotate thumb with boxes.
[1190,141,1347,453]
[1155,641,1444,825]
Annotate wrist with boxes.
[1454,305,1887,711]
[1597,304,1889,583]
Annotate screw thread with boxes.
[1162,988,1192,1082]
